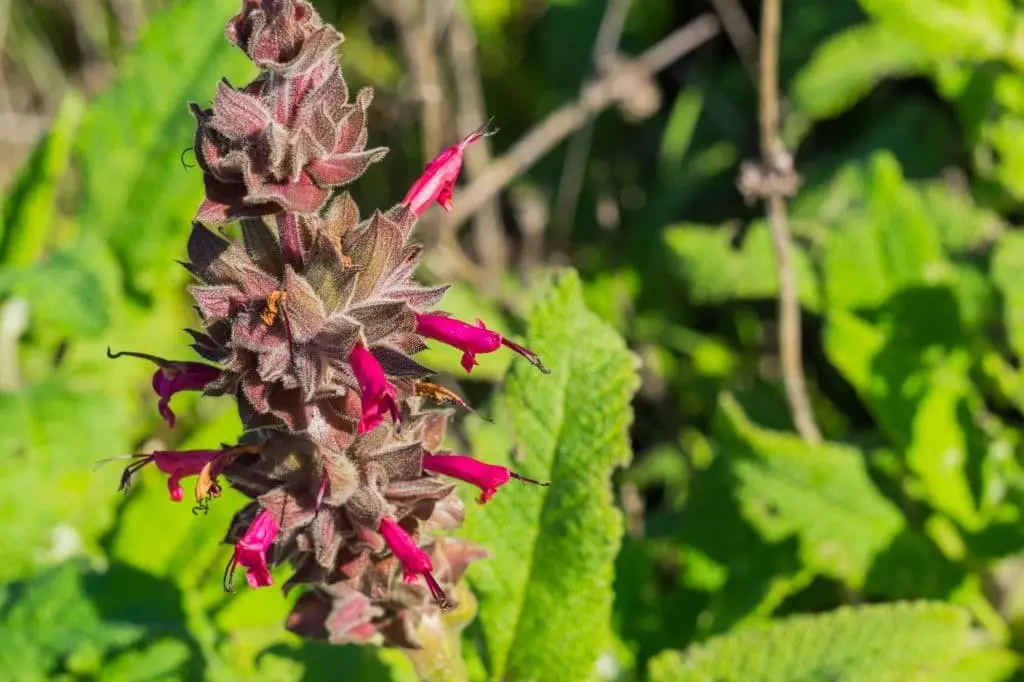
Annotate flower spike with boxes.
[422,452,549,504]
[402,118,498,216]
[415,312,550,374]
[107,348,221,427]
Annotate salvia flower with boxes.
[349,341,401,434]
[103,444,259,502]
[225,507,280,589]
[102,0,555,650]
[379,518,448,609]
[107,348,221,427]
[422,452,549,503]
[415,312,550,374]
[402,118,497,216]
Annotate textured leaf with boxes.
[714,394,904,587]
[664,222,820,311]
[462,270,639,681]
[648,602,973,682]
[73,0,255,296]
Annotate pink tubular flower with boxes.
[378,517,448,608]
[422,452,549,504]
[402,118,497,216]
[107,348,221,428]
[225,508,280,590]
[415,312,550,374]
[349,341,401,435]
[102,447,240,502]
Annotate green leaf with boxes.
[992,231,1024,359]
[1,92,84,266]
[714,394,904,587]
[791,23,929,121]
[648,602,973,682]
[0,248,110,338]
[825,301,983,528]
[664,222,820,311]
[0,379,130,582]
[73,0,255,297]
[0,563,143,678]
[856,0,1012,61]
[462,270,639,681]
[98,639,192,682]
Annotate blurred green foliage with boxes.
[7,0,1024,680]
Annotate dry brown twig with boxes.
[738,0,821,443]
[440,13,722,233]
[550,0,633,251]
[445,8,507,294]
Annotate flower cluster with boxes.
[103,0,549,648]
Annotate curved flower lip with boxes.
[96,444,261,503]
[224,508,280,591]
[349,342,401,435]
[422,452,549,504]
[414,312,550,374]
[379,518,449,609]
[107,348,221,428]
[401,118,498,216]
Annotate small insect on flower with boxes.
[413,381,490,421]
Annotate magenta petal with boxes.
[379,518,448,607]
[230,509,280,590]
[349,342,401,434]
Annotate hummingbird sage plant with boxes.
[104,0,549,653]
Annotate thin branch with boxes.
[441,13,721,232]
[445,8,507,294]
[375,0,448,158]
[551,0,632,251]
[707,0,758,81]
[756,0,821,443]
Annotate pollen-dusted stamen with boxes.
[96,444,261,502]
[401,118,498,216]
[349,341,401,435]
[421,452,550,504]
[414,312,551,374]
[224,508,280,591]
[107,348,222,428]
[379,517,450,609]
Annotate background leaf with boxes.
[648,602,974,682]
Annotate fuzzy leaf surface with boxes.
[462,270,640,681]
[648,602,972,682]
